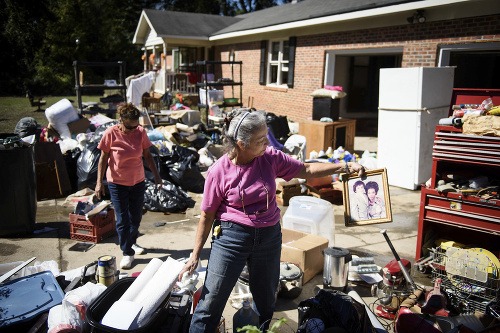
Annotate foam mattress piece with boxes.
[0,271,64,328]
[134,257,184,326]
[101,300,142,330]
[45,99,79,139]
[119,258,163,302]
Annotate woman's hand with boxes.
[178,257,199,281]
[95,182,105,200]
[347,162,366,177]
[155,176,163,189]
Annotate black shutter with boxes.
[259,40,267,85]
[287,36,296,88]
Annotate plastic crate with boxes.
[69,209,116,243]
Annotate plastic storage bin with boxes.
[282,196,335,246]
[199,88,224,106]
[85,277,170,333]
[0,271,64,329]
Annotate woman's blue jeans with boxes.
[107,181,145,256]
[189,221,282,333]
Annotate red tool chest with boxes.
[415,88,500,260]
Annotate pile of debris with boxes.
[12,98,223,213]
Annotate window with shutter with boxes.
[263,37,296,88]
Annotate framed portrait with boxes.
[342,168,392,226]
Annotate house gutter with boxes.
[209,0,471,40]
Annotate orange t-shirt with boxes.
[97,125,152,186]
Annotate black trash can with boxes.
[0,134,37,236]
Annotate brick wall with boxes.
[216,14,500,122]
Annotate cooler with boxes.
[282,196,335,246]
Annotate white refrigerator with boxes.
[377,67,455,190]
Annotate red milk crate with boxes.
[69,209,116,243]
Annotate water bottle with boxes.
[232,299,259,333]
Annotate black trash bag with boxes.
[89,121,118,143]
[266,112,290,145]
[64,147,81,193]
[143,179,195,213]
[144,145,163,182]
[296,289,375,333]
[77,141,101,190]
[14,117,41,140]
[164,145,205,193]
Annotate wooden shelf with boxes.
[298,119,356,156]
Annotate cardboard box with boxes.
[68,116,91,135]
[276,179,302,206]
[281,228,329,283]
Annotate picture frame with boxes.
[343,168,392,226]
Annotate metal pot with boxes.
[278,262,303,299]
[323,247,352,291]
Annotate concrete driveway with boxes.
[0,183,424,332]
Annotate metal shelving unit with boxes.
[73,61,126,116]
[196,60,243,124]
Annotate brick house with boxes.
[133,0,500,134]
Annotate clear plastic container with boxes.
[282,196,335,246]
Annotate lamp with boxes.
[407,10,426,24]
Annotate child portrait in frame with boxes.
[343,168,392,226]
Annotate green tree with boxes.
[234,0,279,13]
[32,0,152,95]
[0,0,51,95]
[0,0,284,96]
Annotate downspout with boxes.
[163,40,168,94]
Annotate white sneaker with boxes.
[120,255,134,269]
[132,244,146,255]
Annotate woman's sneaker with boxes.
[120,255,134,269]
[132,244,146,255]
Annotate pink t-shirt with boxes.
[201,146,304,228]
[97,125,152,186]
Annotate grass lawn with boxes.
[0,96,113,134]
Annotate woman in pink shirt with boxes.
[179,109,365,333]
[95,103,161,270]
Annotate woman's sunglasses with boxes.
[124,124,139,130]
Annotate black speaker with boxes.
[312,97,340,121]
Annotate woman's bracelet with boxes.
[344,162,349,174]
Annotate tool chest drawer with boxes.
[432,127,500,167]
[421,188,500,233]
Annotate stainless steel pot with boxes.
[323,247,352,291]
[278,262,303,299]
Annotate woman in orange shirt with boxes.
[95,103,162,269]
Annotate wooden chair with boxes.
[26,90,47,112]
